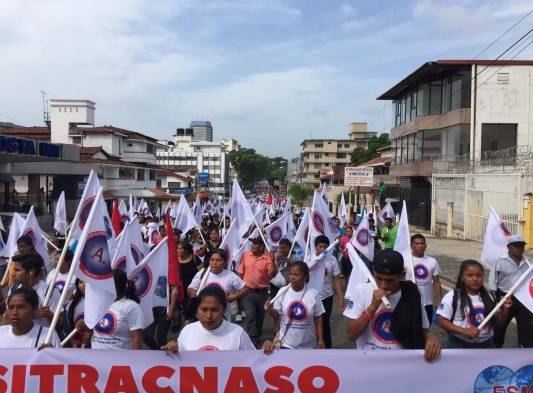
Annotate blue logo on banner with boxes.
[287,301,308,322]
[372,309,397,344]
[474,365,533,393]
[80,232,112,280]
[95,311,118,335]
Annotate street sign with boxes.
[197,172,209,180]
[344,166,373,187]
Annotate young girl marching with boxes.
[436,260,512,348]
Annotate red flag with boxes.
[165,210,184,302]
[111,201,124,235]
[266,192,273,205]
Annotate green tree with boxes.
[350,134,390,166]
[229,149,288,190]
[288,183,313,207]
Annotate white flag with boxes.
[128,194,135,221]
[118,199,129,223]
[378,202,395,223]
[72,170,101,243]
[351,213,374,262]
[513,264,533,314]
[306,240,338,292]
[310,191,337,244]
[111,220,136,273]
[192,195,203,225]
[0,215,4,232]
[4,213,25,259]
[129,237,169,328]
[293,208,310,251]
[72,187,116,328]
[20,206,48,262]
[229,180,255,238]
[286,212,296,242]
[140,200,152,217]
[173,195,198,234]
[320,182,328,204]
[393,201,415,282]
[127,216,150,265]
[481,207,512,269]
[345,243,373,301]
[339,192,347,227]
[264,212,291,248]
[220,219,244,267]
[283,196,292,215]
[54,191,67,235]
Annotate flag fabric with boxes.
[293,208,310,251]
[111,220,136,273]
[264,212,291,248]
[155,207,161,221]
[229,180,255,238]
[140,200,152,217]
[204,200,214,215]
[310,191,337,244]
[20,206,48,263]
[72,187,116,328]
[339,192,347,227]
[320,183,328,204]
[173,195,198,234]
[129,237,169,328]
[192,195,203,225]
[166,210,183,301]
[4,213,25,259]
[512,264,533,314]
[0,230,5,258]
[480,207,512,269]
[146,222,159,247]
[111,201,124,236]
[128,216,149,264]
[54,191,67,235]
[286,212,297,242]
[0,215,4,232]
[72,170,101,243]
[224,199,231,218]
[128,195,135,220]
[118,199,129,223]
[305,240,338,292]
[378,202,395,223]
[351,213,374,262]
[345,243,373,301]
[170,202,178,219]
[283,196,292,215]
[394,201,415,282]
[220,219,244,267]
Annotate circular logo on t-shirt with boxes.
[414,264,429,280]
[356,228,369,246]
[79,231,112,280]
[528,278,533,298]
[287,300,308,322]
[311,212,325,234]
[269,226,283,243]
[54,280,66,292]
[372,309,397,344]
[95,311,118,335]
[206,281,224,291]
[468,306,486,328]
[198,345,219,351]
[79,196,96,230]
[134,266,153,299]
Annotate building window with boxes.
[327,141,332,144]
[314,153,322,159]
[442,78,452,113]
[481,123,517,154]
[430,80,442,115]
[337,143,342,148]
[72,136,81,144]
[137,169,145,181]
[314,143,323,148]
[497,73,509,84]
[149,170,156,180]
[417,84,430,116]
[127,143,133,147]
[146,144,154,153]
[58,108,61,113]
[119,168,135,180]
[344,143,350,148]
[337,153,346,159]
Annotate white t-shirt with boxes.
[274,286,325,349]
[0,324,60,348]
[436,291,494,343]
[343,283,430,350]
[177,320,255,351]
[46,269,76,300]
[189,269,245,320]
[91,298,144,350]
[8,281,61,326]
[319,255,341,300]
[411,255,440,306]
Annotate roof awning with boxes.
[104,188,181,200]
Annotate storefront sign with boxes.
[0,135,61,159]
[344,166,373,187]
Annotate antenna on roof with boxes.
[40,90,51,131]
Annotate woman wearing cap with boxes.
[344,249,441,361]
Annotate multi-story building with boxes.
[221,138,240,182]
[300,122,377,189]
[190,120,213,142]
[156,128,231,197]
[378,59,533,229]
[287,157,301,184]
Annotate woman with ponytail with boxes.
[437,260,512,348]
[91,269,144,349]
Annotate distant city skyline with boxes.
[0,0,532,158]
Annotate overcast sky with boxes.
[1,0,532,158]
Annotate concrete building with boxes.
[287,157,301,184]
[156,128,231,197]
[221,138,240,182]
[190,120,213,142]
[378,59,533,229]
[299,122,377,189]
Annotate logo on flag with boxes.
[288,301,308,322]
[103,216,113,240]
[79,196,96,230]
[95,311,118,335]
[133,266,153,299]
[468,306,486,328]
[372,309,396,344]
[414,264,429,280]
[312,212,325,234]
[269,226,283,243]
[491,223,511,244]
[79,231,113,280]
[131,245,144,265]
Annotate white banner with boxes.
[344,166,373,187]
[0,349,531,392]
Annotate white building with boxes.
[190,120,213,142]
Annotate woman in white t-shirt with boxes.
[0,287,60,349]
[66,279,91,348]
[161,285,255,352]
[263,261,325,352]
[437,260,512,349]
[46,249,77,303]
[91,269,144,350]
[188,249,248,321]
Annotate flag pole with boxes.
[60,328,78,347]
[478,263,533,330]
[42,233,60,251]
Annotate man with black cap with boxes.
[489,234,533,348]
[237,237,276,347]
[344,249,441,361]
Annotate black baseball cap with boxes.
[374,249,404,275]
